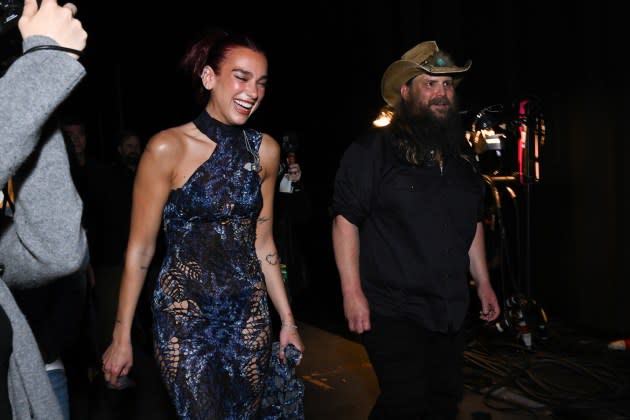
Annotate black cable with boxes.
[22,44,83,57]
[463,332,630,418]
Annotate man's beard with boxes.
[391,96,465,166]
[123,154,139,169]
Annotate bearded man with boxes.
[332,40,501,419]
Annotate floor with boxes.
[297,319,630,420]
[291,273,630,420]
[75,280,630,420]
[297,321,544,420]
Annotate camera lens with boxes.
[0,0,23,35]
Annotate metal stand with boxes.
[473,97,547,348]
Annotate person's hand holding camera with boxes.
[287,163,301,182]
[18,0,87,59]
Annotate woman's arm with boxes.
[102,131,175,386]
[256,134,304,358]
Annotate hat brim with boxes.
[381,59,472,107]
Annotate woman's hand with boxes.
[278,323,304,365]
[102,338,134,388]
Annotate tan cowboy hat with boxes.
[381,40,472,107]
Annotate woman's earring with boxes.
[201,68,212,89]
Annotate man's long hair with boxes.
[389,94,468,167]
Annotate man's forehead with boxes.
[64,124,85,133]
[122,136,140,146]
[415,73,453,82]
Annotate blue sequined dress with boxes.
[152,111,272,419]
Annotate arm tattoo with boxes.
[265,252,280,265]
[257,216,271,225]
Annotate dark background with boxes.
[8,1,629,335]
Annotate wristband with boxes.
[23,44,84,57]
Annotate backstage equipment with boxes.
[471,97,547,348]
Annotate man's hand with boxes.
[287,163,301,182]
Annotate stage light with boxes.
[471,104,507,156]
[373,106,394,127]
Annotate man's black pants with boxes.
[362,312,465,420]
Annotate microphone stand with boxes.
[474,98,547,348]
[520,97,543,301]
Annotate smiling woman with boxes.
[100,27,305,419]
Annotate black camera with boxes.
[0,0,45,35]
[0,0,22,35]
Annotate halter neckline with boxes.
[193,110,242,144]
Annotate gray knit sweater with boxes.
[0,35,87,419]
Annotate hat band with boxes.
[417,61,470,74]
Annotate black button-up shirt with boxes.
[332,127,484,332]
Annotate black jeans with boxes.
[362,312,464,420]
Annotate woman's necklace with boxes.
[242,130,261,172]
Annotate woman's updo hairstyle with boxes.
[180,27,266,105]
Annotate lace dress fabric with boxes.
[152,111,271,419]
[260,342,305,419]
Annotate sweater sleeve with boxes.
[0,35,88,288]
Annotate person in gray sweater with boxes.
[0,0,87,418]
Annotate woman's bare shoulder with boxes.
[259,132,280,178]
[260,132,280,159]
[145,122,196,157]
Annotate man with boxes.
[275,149,311,304]
[117,129,142,171]
[62,120,89,167]
[60,118,104,231]
[331,40,501,419]
[0,0,87,418]
[278,150,303,193]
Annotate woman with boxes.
[102,29,304,419]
